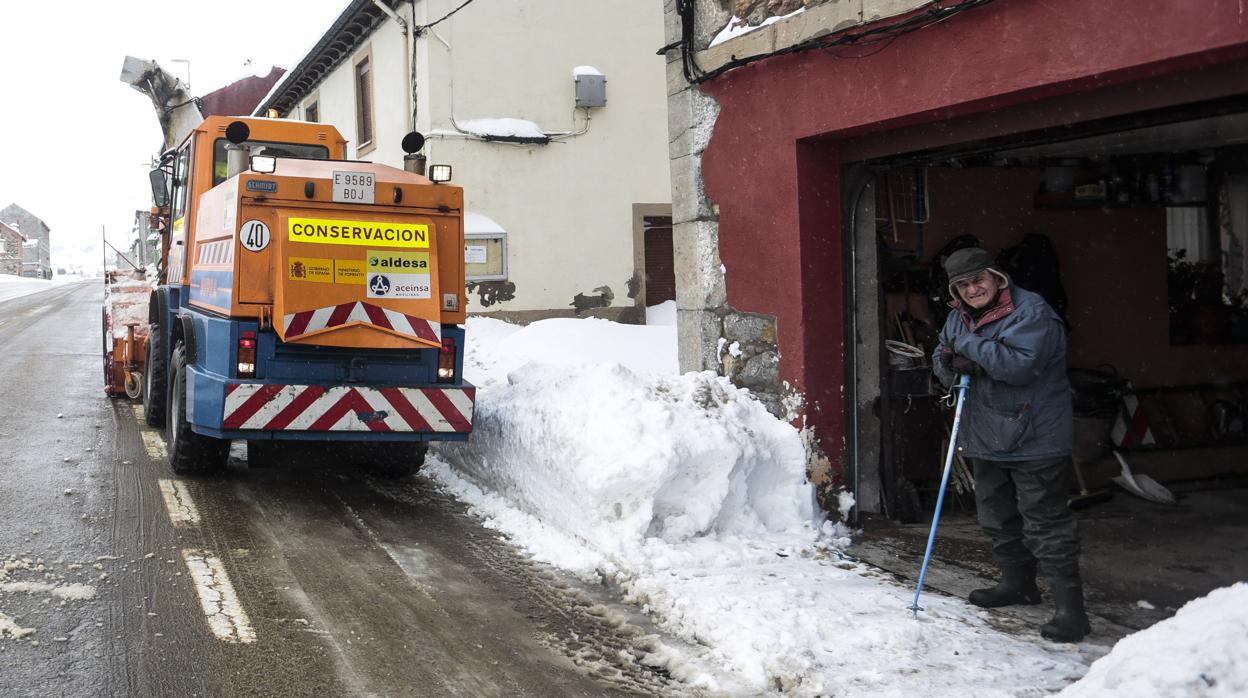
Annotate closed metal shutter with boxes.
[644,216,675,304]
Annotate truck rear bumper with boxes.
[188,368,474,441]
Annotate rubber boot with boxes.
[968,565,1042,608]
[1041,584,1091,643]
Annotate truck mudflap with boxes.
[282,300,441,344]
[222,382,474,433]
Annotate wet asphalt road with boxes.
[0,282,682,697]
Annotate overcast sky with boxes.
[0,1,349,273]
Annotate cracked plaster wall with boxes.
[663,1,795,424]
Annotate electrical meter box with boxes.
[574,73,606,108]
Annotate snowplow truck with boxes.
[140,116,473,476]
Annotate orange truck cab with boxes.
[142,116,472,475]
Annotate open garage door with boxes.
[847,94,1248,629]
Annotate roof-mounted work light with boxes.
[250,155,277,174]
[429,164,452,183]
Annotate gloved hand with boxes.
[936,349,954,373]
[950,353,982,376]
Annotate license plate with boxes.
[332,171,375,204]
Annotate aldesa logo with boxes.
[367,250,429,271]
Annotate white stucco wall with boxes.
[294,0,672,316]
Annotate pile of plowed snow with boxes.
[1057,582,1248,698]
[428,316,1096,694]
[438,317,815,565]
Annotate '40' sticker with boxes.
[240,220,271,252]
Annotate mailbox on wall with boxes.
[464,232,507,282]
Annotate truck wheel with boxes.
[166,343,228,476]
[366,442,428,479]
[142,331,167,427]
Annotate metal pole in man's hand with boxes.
[908,373,972,617]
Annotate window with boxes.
[876,168,930,224]
[354,54,374,148]
[1167,177,1248,344]
[211,139,329,186]
[305,100,319,124]
[172,145,191,222]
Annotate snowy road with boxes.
[0,283,681,696]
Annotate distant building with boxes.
[0,221,24,276]
[23,238,50,279]
[256,0,672,323]
[1,204,51,278]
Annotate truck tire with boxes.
[142,331,167,427]
[166,343,228,476]
[365,442,428,479]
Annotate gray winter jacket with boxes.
[932,282,1073,461]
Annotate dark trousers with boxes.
[971,456,1081,588]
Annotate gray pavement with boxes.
[0,282,678,697]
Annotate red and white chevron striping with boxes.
[223,383,474,432]
[282,301,441,344]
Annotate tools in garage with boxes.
[909,374,971,617]
[1112,450,1177,506]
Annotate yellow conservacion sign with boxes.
[288,217,429,248]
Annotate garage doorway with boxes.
[845,95,1248,631]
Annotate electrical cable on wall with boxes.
[416,0,477,35]
[664,0,995,86]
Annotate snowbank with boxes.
[646,299,676,326]
[438,364,815,557]
[429,316,1094,694]
[0,274,80,304]
[439,316,801,559]
[1057,583,1248,698]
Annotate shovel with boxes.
[1112,450,1176,505]
[909,373,971,617]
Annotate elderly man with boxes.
[931,247,1088,643]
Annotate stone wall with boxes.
[663,0,931,512]
[0,224,23,276]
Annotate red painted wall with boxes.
[698,0,1248,480]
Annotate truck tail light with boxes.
[238,331,257,378]
[438,336,456,383]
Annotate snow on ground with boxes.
[430,315,1097,695]
[0,274,81,303]
[1056,582,1248,698]
[647,299,676,326]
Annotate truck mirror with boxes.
[149,168,169,207]
[401,131,426,154]
[226,120,251,144]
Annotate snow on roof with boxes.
[572,65,603,77]
[464,211,505,235]
[456,118,546,140]
[709,8,806,48]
